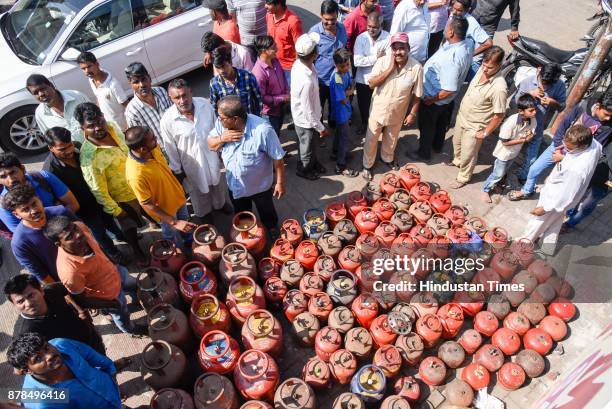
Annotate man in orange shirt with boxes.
[265,0,303,85]
[45,216,146,336]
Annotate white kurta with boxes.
[522,140,602,251]
[389,0,430,63]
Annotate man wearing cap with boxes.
[361,32,423,181]
[290,33,329,180]
[390,0,430,63]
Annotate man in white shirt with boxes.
[291,32,329,181]
[521,125,602,255]
[160,79,231,222]
[27,75,90,143]
[77,51,129,131]
[390,0,431,63]
[201,31,254,72]
[354,11,390,134]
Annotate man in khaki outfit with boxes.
[449,46,507,188]
[361,32,423,181]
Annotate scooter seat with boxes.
[519,37,574,64]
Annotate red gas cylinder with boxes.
[399,164,421,190]
[458,329,482,355]
[474,311,499,337]
[509,237,535,267]
[136,267,180,312]
[444,205,469,226]
[517,301,547,325]
[380,172,402,197]
[389,189,412,212]
[391,232,417,257]
[292,312,320,346]
[150,239,186,276]
[429,189,452,214]
[491,250,520,281]
[545,276,573,299]
[527,259,554,283]
[390,210,415,234]
[409,225,435,247]
[523,328,553,355]
[299,273,324,297]
[147,303,194,354]
[151,388,195,409]
[302,357,331,389]
[410,182,432,202]
[487,294,512,320]
[369,314,397,348]
[461,363,490,390]
[438,340,466,369]
[474,344,505,372]
[231,211,267,259]
[483,226,509,251]
[548,298,577,322]
[394,376,420,403]
[373,345,403,378]
[318,232,343,259]
[263,276,288,305]
[351,293,379,329]
[295,240,319,271]
[226,276,266,326]
[437,303,465,339]
[516,349,546,378]
[364,182,384,204]
[325,202,347,229]
[279,259,305,288]
[453,290,485,317]
[374,221,398,247]
[464,216,488,238]
[329,349,357,384]
[241,401,273,409]
[219,243,258,284]
[314,326,342,362]
[497,362,526,391]
[280,219,303,247]
[409,200,433,224]
[179,261,217,304]
[345,327,374,361]
[445,379,473,407]
[314,255,336,282]
[269,239,294,264]
[234,349,280,403]
[472,268,502,295]
[198,330,240,374]
[328,306,355,335]
[355,232,381,259]
[447,226,473,244]
[194,373,239,409]
[346,191,368,220]
[492,328,521,356]
[415,314,443,348]
[192,224,226,270]
[395,332,424,365]
[282,289,308,321]
[242,310,283,357]
[503,312,531,336]
[334,219,359,244]
[354,207,380,234]
[419,356,447,386]
[372,198,395,221]
[410,292,439,317]
[308,292,333,323]
[427,213,452,237]
[258,258,282,282]
[354,262,377,293]
[337,245,363,273]
[274,379,315,409]
[190,293,231,338]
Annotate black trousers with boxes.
[356,82,373,127]
[428,30,445,59]
[318,82,335,128]
[229,188,279,230]
[417,102,453,159]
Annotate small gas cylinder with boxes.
[492,328,521,356]
[461,363,490,390]
[458,329,482,355]
[282,289,308,321]
[410,182,432,202]
[302,356,331,389]
[364,181,384,204]
[491,250,520,281]
[418,356,447,386]
[409,200,433,224]
[374,221,398,247]
[445,379,474,407]
[292,311,320,346]
[192,224,226,269]
[497,362,526,391]
[415,314,443,348]
[399,164,421,190]
[473,311,499,337]
[302,208,328,241]
[219,243,257,284]
[516,349,546,378]
[473,344,505,372]
[548,298,577,322]
[148,303,194,353]
[350,365,386,404]
[395,332,424,365]
[150,239,186,276]
[269,239,294,264]
[233,349,280,403]
[333,393,366,409]
[472,268,502,295]
[517,301,547,325]
[337,245,363,273]
[444,205,469,226]
[190,293,231,338]
[137,267,180,312]
[527,259,554,283]
[372,198,395,221]
[198,330,240,374]
[354,262,377,293]
[503,311,531,336]
[242,309,283,357]
[351,293,379,329]
[410,292,439,317]
[334,218,359,244]
[231,211,267,259]
[390,210,415,234]
[487,294,511,320]
[427,213,452,236]
[345,327,374,361]
[280,219,303,247]
[299,273,324,297]
[354,207,380,234]
[151,388,195,409]
[464,216,488,238]
[447,226,473,244]
[346,191,368,220]
[373,345,403,378]
[295,240,319,270]
[393,376,420,403]
[140,340,187,390]
[509,237,535,267]
[226,276,266,326]
[258,258,282,282]
[437,340,465,369]
[437,303,465,339]
[280,259,305,288]
[308,291,333,323]
[380,172,402,197]
[409,225,435,247]
[429,189,452,214]
[370,314,397,347]
[314,255,336,282]
[390,232,417,257]
[315,326,342,362]
[274,378,315,409]
[263,276,288,306]
[328,306,355,335]
[389,188,412,212]
[523,328,553,355]
[240,402,272,409]
[194,373,239,409]
[317,232,343,258]
[179,261,217,304]
[327,270,358,305]
[329,349,358,384]
[325,202,347,229]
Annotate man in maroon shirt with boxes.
[265,0,303,85]
[344,0,381,51]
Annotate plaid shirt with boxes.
[125,87,172,142]
[210,68,263,117]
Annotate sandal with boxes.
[508,190,530,201]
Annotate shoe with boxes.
[361,168,373,181]
[218,202,233,214]
[336,165,359,177]
[296,169,319,180]
[405,150,428,162]
[314,162,327,174]
[382,160,399,171]
[130,323,149,337]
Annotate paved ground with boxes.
[1,0,611,408]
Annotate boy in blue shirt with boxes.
[330,48,359,177]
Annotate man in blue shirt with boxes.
[208,96,286,239]
[7,333,122,409]
[513,63,567,183]
[310,0,348,129]
[408,16,472,161]
[3,184,75,283]
[449,0,492,79]
[0,152,79,233]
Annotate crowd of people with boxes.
[1,0,610,407]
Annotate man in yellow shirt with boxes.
[124,126,197,251]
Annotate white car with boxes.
[0,0,212,154]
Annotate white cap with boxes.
[295,32,320,57]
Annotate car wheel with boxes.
[0,106,48,155]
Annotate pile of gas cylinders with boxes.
[137,164,577,409]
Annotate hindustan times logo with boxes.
[372,254,486,276]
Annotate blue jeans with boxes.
[518,130,546,180]
[333,122,350,166]
[160,205,193,250]
[466,58,482,83]
[284,69,291,87]
[565,186,608,227]
[264,114,283,138]
[107,265,136,333]
[483,158,513,193]
[521,142,555,195]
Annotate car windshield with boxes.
[1,0,90,64]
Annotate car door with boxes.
[136,0,211,83]
[50,0,151,99]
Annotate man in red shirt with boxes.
[344,0,381,51]
[265,0,303,85]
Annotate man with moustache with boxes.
[27,74,90,143]
[124,62,172,144]
[390,0,430,63]
[77,103,148,265]
[361,32,423,181]
[160,79,231,224]
[343,0,381,52]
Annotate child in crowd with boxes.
[481,94,538,203]
[330,48,359,177]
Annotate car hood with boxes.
[0,28,45,98]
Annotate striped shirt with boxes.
[226,0,267,46]
[210,68,263,116]
[124,87,172,142]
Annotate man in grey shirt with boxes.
[226,0,267,46]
